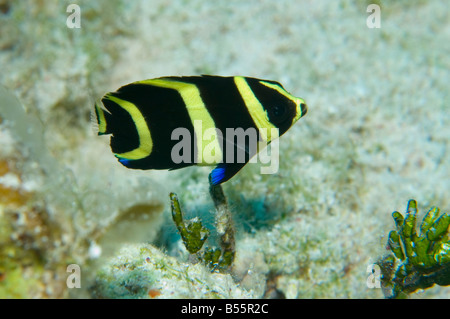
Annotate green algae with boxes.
[170,192,209,254]
[0,267,43,299]
[0,204,55,298]
[169,183,235,272]
[378,200,450,298]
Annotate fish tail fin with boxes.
[93,100,112,135]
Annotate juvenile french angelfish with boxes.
[94,75,307,185]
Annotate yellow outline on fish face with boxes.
[259,80,307,126]
[234,76,277,142]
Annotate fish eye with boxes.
[270,104,289,124]
[272,105,286,117]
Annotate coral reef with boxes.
[90,243,258,299]
[0,78,166,297]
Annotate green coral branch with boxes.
[169,183,236,272]
[378,199,450,298]
[170,192,209,254]
[208,182,236,271]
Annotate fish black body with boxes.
[94,75,307,185]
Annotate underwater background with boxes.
[0,0,448,298]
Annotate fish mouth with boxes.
[292,98,307,124]
[300,102,307,116]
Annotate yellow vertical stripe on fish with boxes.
[136,78,222,164]
[94,101,108,135]
[105,94,153,160]
[233,76,277,142]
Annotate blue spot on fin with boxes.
[209,162,247,185]
[210,164,227,185]
[115,155,131,167]
[119,158,131,166]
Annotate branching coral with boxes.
[170,182,236,272]
[378,199,450,298]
